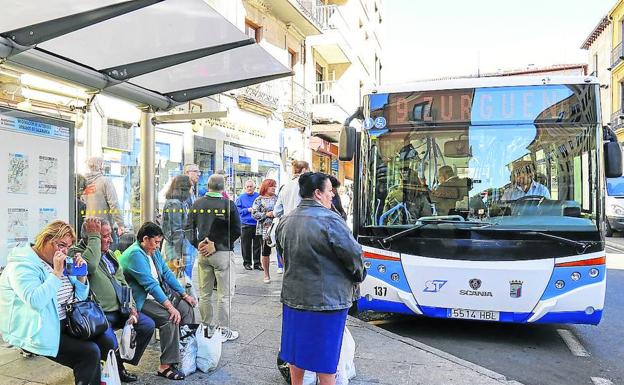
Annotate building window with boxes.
[593,54,598,77]
[288,48,298,70]
[245,20,262,42]
[316,63,325,82]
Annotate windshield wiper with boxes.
[381,218,492,244]
[470,227,599,253]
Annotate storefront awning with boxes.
[0,0,293,110]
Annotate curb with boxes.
[347,316,524,385]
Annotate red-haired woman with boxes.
[252,179,278,283]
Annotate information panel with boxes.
[0,107,74,267]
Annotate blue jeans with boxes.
[104,311,155,366]
[277,249,283,268]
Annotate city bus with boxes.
[339,76,622,324]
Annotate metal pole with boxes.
[140,108,155,224]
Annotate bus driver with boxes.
[502,162,550,201]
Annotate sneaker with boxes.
[263,277,271,284]
[219,327,239,341]
[277,268,284,274]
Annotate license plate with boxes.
[448,308,500,321]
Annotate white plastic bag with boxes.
[302,370,317,385]
[101,349,121,385]
[336,327,356,385]
[196,324,223,373]
[179,325,198,376]
[119,323,136,361]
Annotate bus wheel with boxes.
[606,221,613,237]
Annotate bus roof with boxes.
[369,75,598,96]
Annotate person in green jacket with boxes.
[119,221,196,381]
[72,217,155,383]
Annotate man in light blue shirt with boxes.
[502,165,550,200]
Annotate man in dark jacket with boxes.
[186,174,241,341]
[72,217,155,382]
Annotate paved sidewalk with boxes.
[0,254,523,385]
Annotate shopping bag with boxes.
[302,370,317,385]
[196,324,223,373]
[100,349,121,385]
[336,327,356,385]
[119,323,136,361]
[179,324,198,376]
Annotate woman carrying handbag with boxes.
[0,220,116,385]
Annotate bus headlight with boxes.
[391,273,400,282]
[571,272,581,281]
[555,280,565,289]
[377,264,386,274]
[589,268,599,278]
[364,261,372,269]
[611,204,624,216]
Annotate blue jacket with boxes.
[0,246,89,356]
[235,192,259,226]
[118,241,185,311]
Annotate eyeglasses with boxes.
[188,170,201,174]
[54,241,70,250]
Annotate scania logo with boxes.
[459,278,493,297]
[469,278,482,290]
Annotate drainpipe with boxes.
[140,108,155,224]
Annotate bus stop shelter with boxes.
[0,0,293,222]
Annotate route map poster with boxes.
[0,107,74,268]
[8,153,29,194]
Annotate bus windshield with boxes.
[362,84,599,232]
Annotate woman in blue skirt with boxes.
[275,172,366,385]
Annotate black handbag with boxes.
[151,255,183,307]
[65,291,109,340]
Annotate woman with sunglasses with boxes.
[0,220,116,385]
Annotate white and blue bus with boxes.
[340,76,622,324]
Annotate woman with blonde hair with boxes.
[0,220,116,385]
[252,178,278,283]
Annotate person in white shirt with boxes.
[502,164,550,201]
[273,160,310,273]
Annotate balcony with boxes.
[282,79,312,129]
[309,5,351,64]
[312,80,351,123]
[264,0,323,36]
[611,42,624,70]
[234,80,281,117]
[611,109,624,130]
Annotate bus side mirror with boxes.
[339,125,356,161]
[604,141,623,178]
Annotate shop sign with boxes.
[203,118,267,140]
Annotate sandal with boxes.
[157,366,185,380]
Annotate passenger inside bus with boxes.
[501,161,550,201]
[431,165,469,215]
[380,138,432,224]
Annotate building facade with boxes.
[581,15,612,128]
[307,0,383,183]
[609,0,624,140]
[0,0,380,232]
